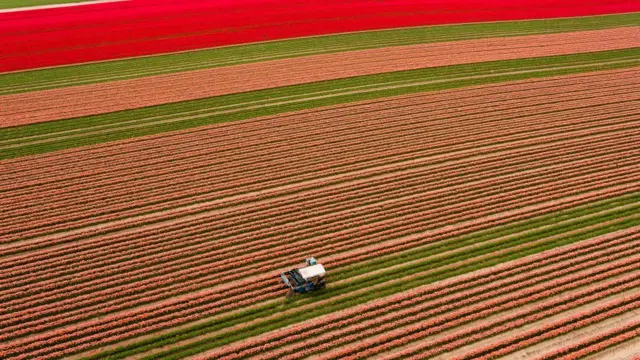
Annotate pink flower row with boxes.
[200,227,640,359]
[4,108,632,243]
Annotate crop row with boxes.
[6,25,599,94]
[6,93,632,228]
[5,86,636,211]
[5,159,636,315]
[4,200,636,340]
[4,27,544,93]
[542,320,640,359]
[3,174,637,347]
[4,127,633,277]
[6,67,634,181]
[5,69,624,176]
[3,116,637,249]
[4,95,636,238]
[6,205,640,360]
[3,219,639,359]
[390,278,640,360]
[4,138,628,289]
[4,140,633,294]
[450,292,640,360]
[82,218,640,360]
[6,29,635,127]
[4,188,636,349]
[148,223,640,360]
[4,76,632,197]
[4,94,635,230]
[207,236,640,360]
[199,226,640,359]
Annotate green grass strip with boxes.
[333,193,640,281]
[81,193,638,360]
[0,0,93,9]
[2,49,639,159]
[1,12,638,92]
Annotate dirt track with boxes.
[0,27,638,128]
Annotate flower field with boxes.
[1,0,639,72]
[0,4,639,360]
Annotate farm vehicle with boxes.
[280,257,326,297]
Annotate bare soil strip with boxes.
[503,308,640,359]
[0,27,637,127]
[582,335,640,360]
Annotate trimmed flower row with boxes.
[8,220,637,350]
[5,124,636,262]
[2,186,636,348]
[4,68,626,177]
[5,164,636,320]
[214,235,640,360]
[311,253,640,360]
[5,227,640,360]
[8,136,622,286]
[6,134,630,288]
[542,320,640,360]
[450,293,640,360]
[196,226,640,359]
[6,147,628,302]
[5,85,627,220]
[3,105,635,242]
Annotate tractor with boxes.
[280,257,326,297]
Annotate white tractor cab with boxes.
[280,257,326,297]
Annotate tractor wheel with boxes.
[286,289,295,298]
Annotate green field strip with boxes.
[332,194,640,281]
[4,52,638,148]
[1,12,638,93]
[0,0,93,9]
[1,49,639,160]
[80,195,639,360]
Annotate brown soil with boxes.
[583,335,640,360]
[0,27,637,127]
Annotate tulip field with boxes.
[0,2,639,360]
